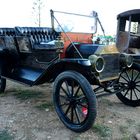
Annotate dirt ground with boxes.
[0,80,139,140]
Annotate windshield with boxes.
[51,10,97,34]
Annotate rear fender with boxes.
[0,46,10,75]
[0,46,20,76]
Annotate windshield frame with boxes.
[50,10,98,34]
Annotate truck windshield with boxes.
[51,10,97,34]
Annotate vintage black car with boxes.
[117,9,140,61]
[0,10,137,132]
[116,9,140,107]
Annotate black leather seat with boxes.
[0,28,16,36]
[0,27,61,50]
[15,27,60,45]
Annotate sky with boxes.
[0,0,139,35]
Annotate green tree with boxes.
[132,22,138,33]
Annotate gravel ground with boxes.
[0,80,139,140]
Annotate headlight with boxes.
[88,55,105,73]
[120,53,133,68]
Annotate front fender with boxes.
[35,58,94,85]
[59,58,91,66]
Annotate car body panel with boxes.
[116,9,140,64]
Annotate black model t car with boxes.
[0,10,137,132]
[116,9,140,107]
[117,9,140,60]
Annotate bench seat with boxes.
[0,27,61,47]
[15,27,60,45]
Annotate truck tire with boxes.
[53,71,97,132]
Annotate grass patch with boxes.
[120,135,130,140]
[14,90,43,100]
[119,125,129,134]
[0,130,14,140]
[101,98,113,106]
[92,123,112,138]
[119,125,131,140]
[126,119,135,126]
[0,93,6,97]
[36,102,53,110]
[137,123,140,132]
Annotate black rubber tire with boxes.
[116,64,140,107]
[53,71,97,132]
[0,77,6,93]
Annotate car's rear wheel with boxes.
[116,65,140,107]
[53,71,97,132]
[0,77,6,93]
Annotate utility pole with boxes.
[32,0,46,27]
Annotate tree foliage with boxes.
[132,22,138,33]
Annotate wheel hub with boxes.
[128,81,136,89]
[68,97,77,105]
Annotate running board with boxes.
[3,67,44,86]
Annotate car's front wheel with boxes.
[53,71,97,132]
